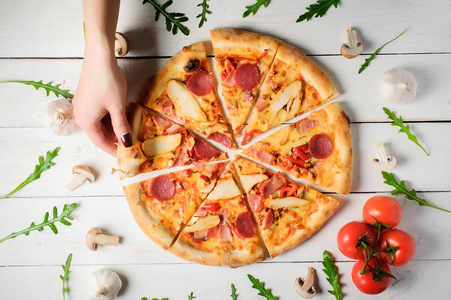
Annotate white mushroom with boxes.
[86,227,120,251]
[372,143,397,171]
[294,267,317,298]
[47,99,78,136]
[379,68,417,104]
[66,165,95,191]
[90,269,122,300]
[114,33,129,57]
[340,28,363,59]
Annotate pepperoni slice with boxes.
[193,137,218,159]
[207,132,233,149]
[308,134,333,159]
[235,212,256,238]
[187,71,214,96]
[149,175,175,201]
[233,63,260,91]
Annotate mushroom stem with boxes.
[372,143,397,171]
[95,234,120,247]
[65,174,87,191]
[347,28,358,48]
[294,267,317,298]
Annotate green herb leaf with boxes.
[231,283,238,300]
[322,251,342,300]
[143,0,190,36]
[247,274,278,300]
[60,253,73,300]
[0,203,77,243]
[383,107,429,156]
[0,80,73,99]
[382,171,451,213]
[197,0,212,28]
[358,28,407,74]
[296,0,340,23]
[243,0,270,18]
[188,292,196,300]
[0,147,61,200]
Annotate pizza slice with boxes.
[141,42,234,149]
[210,28,281,137]
[122,162,227,251]
[117,104,227,180]
[170,163,265,267]
[241,41,340,145]
[243,102,353,194]
[233,156,341,258]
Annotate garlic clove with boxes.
[90,269,122,300]
[47,99,79,136]
[372,143,397,171]
[379,68,417,104]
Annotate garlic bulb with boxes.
[90,269,122,300]
[47,99,78,135]
[379,68,417,104]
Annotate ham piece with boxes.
[258,172,287,198]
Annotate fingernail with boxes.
[121,133,132,148]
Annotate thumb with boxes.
[110,109,132,148]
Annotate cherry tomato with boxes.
[352,257,392,294]
[337,221,378,260]
[377,229,416,267]
[362,196,402,228]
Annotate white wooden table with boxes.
[1,1,450,299]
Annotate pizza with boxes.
[243,102,353,194]
[210,28,281,136]
[169,164,265,267]
[117,103,227,180]
[241,41,340,145]
[140,42,234,149]
[117,28,352,267]
[233,156,341,258]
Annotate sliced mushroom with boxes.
[86,227,120,251]
[372,143,397,171]
[340,28,363,59]
[66,165,95,191]
[294,267,317,298]
[114,32,129,57]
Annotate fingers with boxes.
[110,107,132,148]
[82,121,118,157]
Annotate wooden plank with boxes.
[0,0,450,58]
[0,260,450,299]
[0,193,449,267]
[0,54,450,129]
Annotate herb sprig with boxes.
[0,80,73,99]
[60,253,73,300]
[0,147,61,200]
[322,251,342,300]
[296,0,340,23]
[243,0,270,18]
[382,172,451,213]
[188,292,196,300]
[143,0,190,36]
[359,28,407,74]
[383,107,429,156]
[247,274,278,300]
[231,283,238,300]
[0,203,77,243]
[197,0,212,28]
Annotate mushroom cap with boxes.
[72,165,95,183]
[340,43,363,59]
[86,227,103,251]
[115,32,129,57]
[294,267,317,298]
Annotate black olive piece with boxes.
[184,59,201,72]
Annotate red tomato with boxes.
[352,257,392,294]
[337,221,378,260]
[362,196,402,228]
[377,229,416,267]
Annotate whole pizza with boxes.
[117,28,353,267]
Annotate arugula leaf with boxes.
[359,28,407,74]
[296,0,340,23]
[247,274,278,300]
[243,0,270,18]
[0,147,61,200]
[322,251,342,300]
[197,0,212,28]
[231,283,238,300]
[383,107,429,156]
[143,0,190,36]
[188,292,196,300]
[60,253,73,300]
[0,203,77,243]
[0,80,73,99]
[382,171,451,213]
